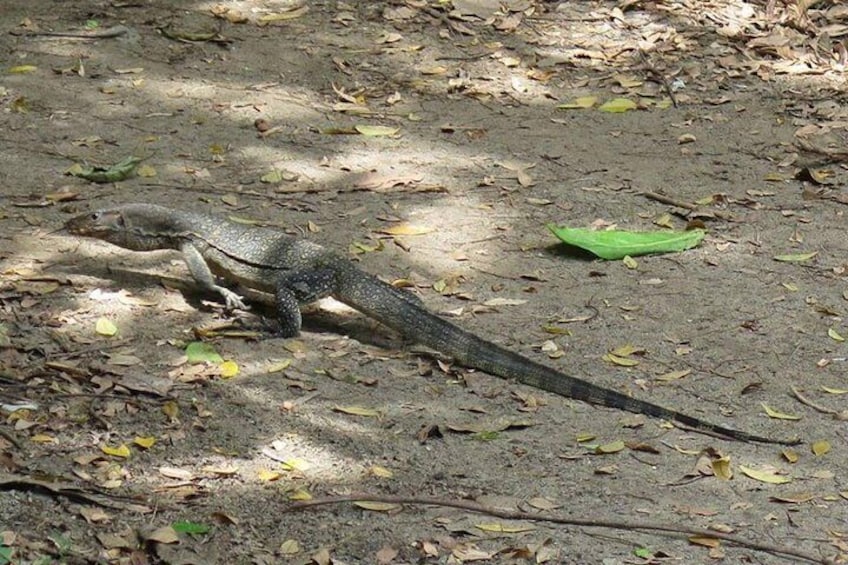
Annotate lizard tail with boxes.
[336,268,799,446]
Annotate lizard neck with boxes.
[110,204,203,252]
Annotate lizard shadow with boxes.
[245,297,409,350]
[61,263,409,350]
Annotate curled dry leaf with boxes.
[739,465,792,484]
[141,526,179,544]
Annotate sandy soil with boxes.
[1,1,846,564]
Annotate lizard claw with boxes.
[218,288,248,311]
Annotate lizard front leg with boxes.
[180,242,248,310]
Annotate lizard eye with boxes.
[90,212,101,221]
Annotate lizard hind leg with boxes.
[273,269,338,337]
[273,287,303,338]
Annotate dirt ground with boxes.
[2,0,848,563]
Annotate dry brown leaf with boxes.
[351,171,424,192]
[142,526,179,544]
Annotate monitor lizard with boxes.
[64,203,799,445]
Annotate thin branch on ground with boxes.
[640,190,734,221]
[0,472,155,511]
[792,385,848,420]
[638,49,679,108]
[641,190,697,210]
[0,428,22,449]
[290,493,833,564]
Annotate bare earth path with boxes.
[1,1,847,563]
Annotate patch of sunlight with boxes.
[399,195,496,273]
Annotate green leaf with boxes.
[0,546,13,565]
[8,65,37,74]
[739,465,792,484]
[557,96,598,110]
[172,520,211,535]
[598,98,637,113]
[761,403,801,421]
[634,547,653,559]
[622,255,638,269]
[547,226,705,260]
[602,353,639,367]
[185,342,224,364]
[594,440,626,454]
[67,155,142,183]
[260,169,283,184]
[773,251,817,262]
[50,532,72,552]
[354,124,399,136]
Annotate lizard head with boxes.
[64,204,180,251]
[64,209,127,239]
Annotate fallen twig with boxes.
[0,472,153,511]
[0,428,22,449]
[792,385,848,420]
[290,493,832,564]
[641,190,697,210]
[10,25,131,39]
[638,49,678,108]
[641,190,734,221]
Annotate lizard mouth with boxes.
[64,211,107,236]
[63,218,91,235]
